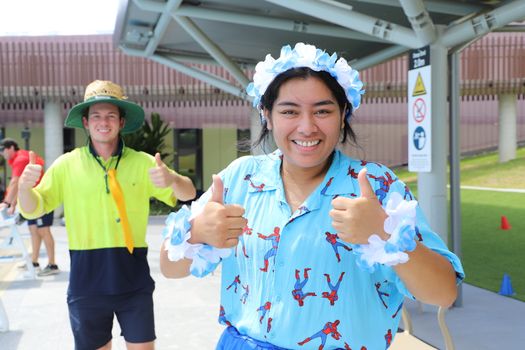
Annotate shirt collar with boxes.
[246,150,281,193]
[247,149,358,200]
[88,137,124,162]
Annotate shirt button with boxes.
[275,296,281,302]
[277,261,284,267]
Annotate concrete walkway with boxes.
[1,217,524,349]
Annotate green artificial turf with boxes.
[460,190,524,301]
[393,147,525,301]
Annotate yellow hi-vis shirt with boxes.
[19,146,178,295]
[21,146,176,249]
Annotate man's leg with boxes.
[35,212,59,276]
[97,340,112,350]
[28,224,41,266]
[37,226,56,265]
[126,340,154,350]
[116,287,156,350]
[67,294,114,350]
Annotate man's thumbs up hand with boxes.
[329,168,388,244]
[149,152,175,188]
[19,151,42,190]
[29,150,37,165]
[190,174,247,248]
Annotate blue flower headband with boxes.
[246,43,365,117]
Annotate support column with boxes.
[43,101,63,169]
[417,42,448,243]
[498,93,517,163]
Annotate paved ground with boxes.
[1,217,524,349]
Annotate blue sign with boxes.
[413,126,426,150]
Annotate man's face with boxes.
[2,146,15,161]
[82,103,125,144]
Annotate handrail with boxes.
[400,304,455,350]
[438,306,455,350]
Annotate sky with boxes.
[0,0,120,36]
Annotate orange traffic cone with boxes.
[501,215,511,230]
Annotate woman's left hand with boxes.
[329,168,389,244]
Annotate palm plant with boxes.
[123,112,177,214]
[123,112,173,162]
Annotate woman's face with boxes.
[265,76,344,173]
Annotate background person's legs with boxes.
[38,226,56,266]
[28,224,42,268]
[36,212,59,276]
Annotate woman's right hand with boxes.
[190,175,247,248]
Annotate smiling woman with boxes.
[0,0,119,36]
[159,43,465,349]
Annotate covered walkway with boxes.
[1,217,524,350]
[1,33,525,166]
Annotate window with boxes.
[173,128,203,192]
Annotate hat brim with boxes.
[65,97,145,135]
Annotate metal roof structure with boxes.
[113,0,525,307]
[114,0,525,100]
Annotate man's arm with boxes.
[149,153,196,201]
[168,171,196,201]
[0,176,20,214]
[3,176,19,206]
[17,152,43,215]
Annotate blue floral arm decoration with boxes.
[162,201,232,277]
[352,192,418,273]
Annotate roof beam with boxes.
[173,15,250,86]
[399,0,437,45]
[133,0,183,56]
[264,0,421,48]
[351,0,484,16]
[131,0,164,13]
[441,0,525,48]
[352,45,408,70]
[176,5,386,43]
[119,46,249,99]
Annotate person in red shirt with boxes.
[0,138,59,276]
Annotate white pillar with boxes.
[417,41,448,244]
[43,101,64,169]
[498,93,517,163]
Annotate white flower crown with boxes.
[246,43,365,114]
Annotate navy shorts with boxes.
[26,211,54,228]
[67,287,156,350]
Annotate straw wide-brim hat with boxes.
[65,80,145,134]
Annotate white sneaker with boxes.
[18,262,40,271]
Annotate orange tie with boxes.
[107,169,134,254]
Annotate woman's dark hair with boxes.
[252,67,357,150]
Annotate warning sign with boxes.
[412,98,426,123]
[412,72,426,96]
[408,46,431,172]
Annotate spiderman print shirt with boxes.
[191,149,464,350]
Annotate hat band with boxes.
[85,95,124,102]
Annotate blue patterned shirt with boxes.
[189,150,464,349]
